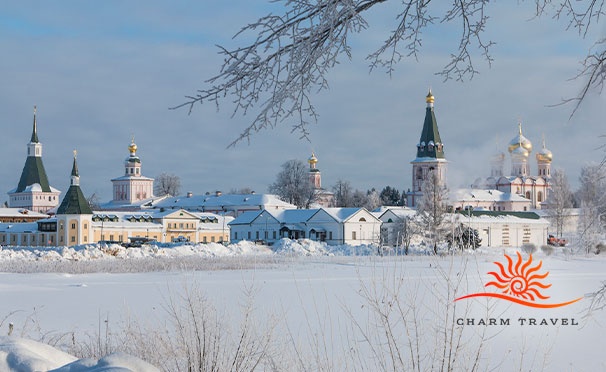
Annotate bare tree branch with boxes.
[174,0,604,145]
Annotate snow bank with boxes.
[0,336,158,372]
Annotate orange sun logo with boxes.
[455,252,582,308]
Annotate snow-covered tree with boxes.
[269,159,316,208]
[416,171,451,254]
[544,169,574,238]
[154,173,182,197]
[447,223,482,250]
[364,189,381,211]
[576,164,606,253]
[175,1,604,144]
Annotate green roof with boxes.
[416,106,445,159]
[16,156,51,192]
[57,185,92,215]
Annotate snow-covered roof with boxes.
[0,208,49,218]
[452,188,530,203]
[0,222,39,233]
[152,193,296,211]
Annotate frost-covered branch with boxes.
[176,0,605,145]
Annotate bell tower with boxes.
[406,90,447,208]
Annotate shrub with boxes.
[521,243,537,255]
[540,245,554,256]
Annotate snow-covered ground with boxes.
[0,240,604,371]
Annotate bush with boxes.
[540,245,554,256]
[521,243,537,255]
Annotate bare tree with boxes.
[544,169,574,237]
[154,173,182,197]
[332,179,353,207]
[416,170,451,254]
[175,1,604,144]
[86,192,101,211]
[269,159,316,208]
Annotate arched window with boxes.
[359,217,367,222]
[537,191,543,202]
[525,191,531,199]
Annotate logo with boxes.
[455,252,582,308]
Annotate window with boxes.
[537,191,543,202]
[329,231,333,240]
[352,231,357,240]
[525,191,531,199]
[71,236,75,242]
[211,236,215,242]
[247,232,251,239]
[71,223,76,229]
[84,223,88,229]
[273,231,276,239]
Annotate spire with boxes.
[31,106,39,143]
[57,151,92,215]
[416,89,444,159]
[71,150,80,183]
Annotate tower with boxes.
[308,152,321,189]
[56,151,93,246]
[8,106,60,213]
[508,122,532,177]
[407,90,447,208]
[111,137,155,204]
[536,136,553,179]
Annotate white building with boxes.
[229,207,382,246]
[451,189,532,212]
[374,206,416,247]
[452,210,549,248]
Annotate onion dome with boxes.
[426,89,435,104]
[128,138,138,154]
[511,145,529,159]
[536,137,553,163]
[491,151,505,163]
[308,152,318,165]
[508,122,532,154]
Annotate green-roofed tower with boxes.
[57,151,93,215]
[8,106,61,213]
[406,90,448,208]
[56,151,93,246]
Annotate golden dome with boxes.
[507,122,532,154]
[308,152,318,164]
[536,138,553,163]
[128,136,138,153]
[426,89,435,104]
[511,145,529,159]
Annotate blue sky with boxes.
[0,1,604,203]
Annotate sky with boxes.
[0,1,604,204]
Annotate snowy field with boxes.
[0,240,605,371]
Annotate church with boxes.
[405,90,553,212]
[7,107,61,213]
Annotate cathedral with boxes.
[472,123,552,210]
